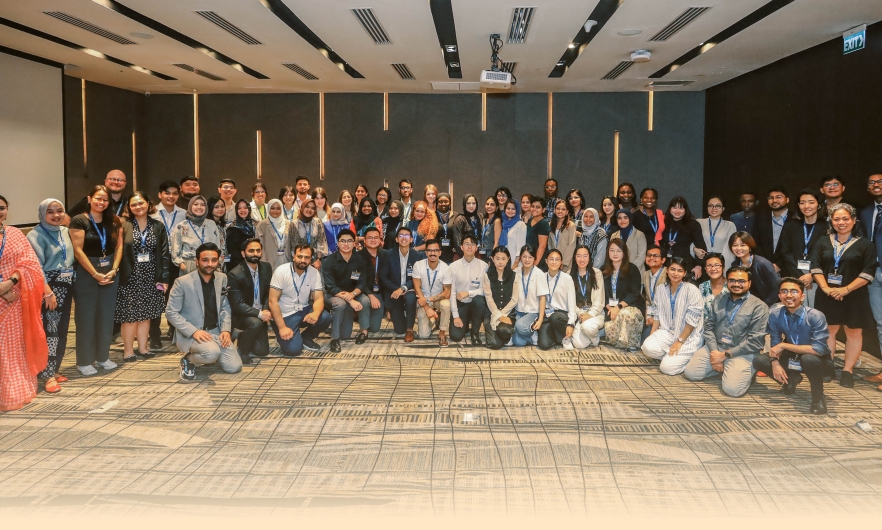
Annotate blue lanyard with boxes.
[578,272,589,302]
[553,230,561,247]
[470,218,478,232]
[803,223,815,259]
[270,220,285,246]
[648,268,663,303]
[159,209,177,235]
[668,230,679,248]
[115,201,124,216]
[611,270,619,299]
[521,267,534,298]
[780,308,806,345]
[440,218,449,239]
[88,214,108,255]
[187,220,205,244]
[426,263,439,293]
[546,199,556,219]
[669,282,683,318]
[832,235,853,272]
[252,268,260,303]
[725,293,749,326]
[136,222,148,248]
[373,254,380,286]
[482,222,491,242]
[330,223,343,243]
[289,264,308,303]
[546,271,561,307]
[772,211,788,227]
[37,225,67,264]
[645,210,658,233]
[708,218,722,250]
[602,221,613,234]
[0,229,6,264]
[284,207,295,222]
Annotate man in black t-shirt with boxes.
[67,169,129,221]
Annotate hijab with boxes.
[328,202,350,226]
[354,196,378,233]
[616,209,633,242]
[38,198,64,233]
[186,195,208,226]
[267,198,287,233]
[498,202,521,247]
[232,198,255,237]
[298,199,317,224]
[582,207,600,236]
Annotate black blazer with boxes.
[119,218,170,287]
[227,261,273,325]
[777,220,826,277]
[754,208,795,268]
[379,247,422,293]
[359,247,387,295]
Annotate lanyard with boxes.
[803,223,815,259]
[373,254,380,285]
[725,293,749,326]
[0,229,6,263]
[832,235,853,272]
[289,264,308,303]
[403,202,412,220]
[546,271,561,307]
[546,199,556,219]
[159,209,177,235]
[470,218,478,233]
[648,268,663,303]
[284,207,295,222]
[521,267,534,299]
[578,273,589,303]
[37,225,67,264]
[553,230,561,247]
[603,221,613,234]
[780,308,806,345]
[115,200,124,216]
[188,220,205,244]
[708,218,722,250]
[669,282,683,319]
[426,263,439,293]
[136,222,148,248]
[772,211,788,227]
[88,214,108,255]
[482,222,491,243]
[668,230,679,248]
[252,268,260,304]
[270,220,285,246]
[645,210,658,233]
[256,205,267,220]
[330,223,343,243]
[611,270,619,299]
[440,217,449,238]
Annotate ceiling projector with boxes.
[480,69,512,89]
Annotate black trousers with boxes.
[150,264,180,339]
[235,316,270,357]
[484,316,514,350]
[538,311,570,350]
[385,291,417,334]
[450,296,487,342]
[753,353,831,402]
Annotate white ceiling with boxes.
[0,0,879,94]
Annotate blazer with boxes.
[859,203,882,267]
[226,261,273,326]
[379,247,422,293]
[119,217,171,287]
[609,229,647,274]
[754,208,795,268]
[702,292,769,358]
[778,220,826,278]
[166,271,232,353]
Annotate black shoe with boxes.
[149,337,163,350]
[810,396,827,415]
[330,339,342,353]
[240,355,253,365]
[355,332,368,345]
[136,351,156,360]
[302,339,322,352]
[781,372,803,395]
[840,370,854,388]
[180,356,196,381]
[122,355,138,363]
[471,335,482,346]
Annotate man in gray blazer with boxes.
[684,265,769,397]
[166,242,243,381]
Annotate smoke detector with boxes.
[630,49,651,63]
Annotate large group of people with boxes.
[2,170,882,416]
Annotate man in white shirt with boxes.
[150,180,188,347]
[268,243,332,356]
[449,234,488,345]
[219,178,238,223]
[414,239,453,346]
[294,176,312,210]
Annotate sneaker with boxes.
[330,339,342,353]
[562,337,574,351]
[149,337,163,350]
[180,356,196,381]
[855,358,862,369]
[96,359,117,370]
[302,339,322,352]
[78,365,98,376]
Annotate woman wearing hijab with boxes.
[224,199,256,272]
[609,209,647,273]
[498,199,526,269]
[256,198,289,268]
[27,198,75,393]
[579,207,608,270]
[323,202,350,254]
[351,196,383,248]
[287,199,327,268]
[171,195,221,274]
[383,200,404,249]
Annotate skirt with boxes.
[814,285,873,329]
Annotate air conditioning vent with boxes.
[602,61,634,80]
[649,7,711,41]
[44,12,136,44]
[391,63,414,80]
[508,7,536,43]
[646,80,694,87]
[501,62,517,74]
[173,64,226,81]
[351,8,391,45]
[282,63,319,80]
[194,11,262,44]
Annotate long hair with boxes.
[599,195,618,226]
[278,185,295,202]
[795,188,828,223]
[207,196,226,226]
[664,196,696,227]
[424,184,439,209]
[489,245,515,283]
[566,188,585,211]
[122,190,156,219]
[570,245,597,291]
[87,185,121,230]
[602,238,631,277]
[414,200,439,239]
[483,195,500,222]
[549,198,574,231]
[339,189,356,218]
[312,186,331,215]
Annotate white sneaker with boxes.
[562,337,574,351]
[96,359,117,370]
[78,365,98,376]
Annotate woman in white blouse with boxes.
[697,195,737,269]
[569,246,606,349]
[512,245,548,346]
[641,256,704,375]
[537,249,577,350]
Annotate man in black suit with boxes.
[379,226,422,342]
[356,227,386,343]
[755,186,794,272]
[227,238,273,364]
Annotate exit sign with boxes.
[843,24,866,55]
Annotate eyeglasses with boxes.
[823,183,842,188]
[426,249,441,254]
[220,186,236,190]
[400,186,412,190]
[727,278,748,285]
[707,204,723,209]
[768,195,786,201]
[706,264,722,269]
[869,179,882,187]
[338,239,355,244]
[646,253,662,259]
[498,193,508,197]
[398,234,412,239]
[779,289,802,296]
[545,185,556,189]
[546,256,561,262]
[106,178,126,183]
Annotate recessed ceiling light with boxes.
[568,43,576,49]
[617,29,642,36]
[130,32,153,39]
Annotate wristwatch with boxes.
[724,351,732,358]
[10,277,18,286]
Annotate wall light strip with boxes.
[131,130,137,189]
[547,93,553,179]
[449,180,454,197]
[648,91,654,131]
[81,79,87,177]
[481,93,487,132]
[613,130,620,193]
[193,94,200,179]
[383,92,389,131]
[256,130,262,179]
[319,93,325,179]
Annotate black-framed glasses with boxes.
[779,289,801,296]
[646,254,662,259]
[727,278,748,285]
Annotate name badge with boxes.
[787,356,802,372]
[373,285,380,292]
[582,305,590,312]
[479,249,487,254]
[224,255,231,263]
[827,274,842,285]
[406,267,413,277]
[137,253,150,263]
[720,332,733,345]
[277,250,285,256]
[441,238,451,247]
[58,268,74,279]
[608,298,619,307]
[797,260,811,272]
[667,250,673,258]
[350,272,361,280]
[99,257,110,267]
[545,307,554,317]
[470,279,481,288]
[293,303,305,313]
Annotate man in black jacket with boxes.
[227,238,273,364]
[321,229,368,352]
[436,193,461,264]
[755,186,794,272]
[379,226,422,342]
[356,227,386,343]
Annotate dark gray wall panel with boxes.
[62,75,84,204]
[139,94,193,196]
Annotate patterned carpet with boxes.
[2,317,882,517]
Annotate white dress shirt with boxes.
[514,265,549,314]
[449,256,489,318]
[545,270,577,326]
[151,205,187,245]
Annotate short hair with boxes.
[278,185,295,201]
[519,244,538,259]
[740,191,757,199]
[645,243,666,262]
[767,186,788,198]
[704,252,725,268]
[779,276,804,292]
[219,178,236,188]
[295,175,310,185]
[460,233,478,246]
[363,226,381,237]
[666,256,693,278]
[639,187,658,199]
[195,242,221,260]
[251,182,267,194]
[820,175,844,187]
[545,178,557,185]
[617,182,636,194]
[399,178,413,188]
[241,237,262,252]
[729,231,756,252]
[158,180,180,193]
[396,225,413,236]
[180,175,198,186]
[727,265,752,280]
[529,194,544,205]
[293,243,314,256]
[336,228,356,242]
[424,238,441,250]
[124,191,156,218]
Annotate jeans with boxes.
[325,294,371,340]
[271,305,332,356]
[512,311,539,346]
[363,292,385,333]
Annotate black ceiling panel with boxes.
[429,0,462,79]
[548,0,623,78]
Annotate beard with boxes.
[295,260,309,271]
[245,255,261,264]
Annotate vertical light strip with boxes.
[81,79,87,177]
[481,92,487,132]
[648,91,654,131]
[131,130,137,189]
[193,93,200,179]
[546,92,553,179]
[256,130,262,179]
[319,93,325,180]
[613,130,620,193]
[383,92,389,131]
[383,179,389,188]
[448,180,454,197]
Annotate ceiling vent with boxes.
[194,11,262,44]
[282,63,319,80]
[173,64,226,81]
[391,63,414,80]
[602,61,633,80]
[501,61,517,74]
[507,7,536,43]
[646,80,694,87]
[351,8,391,45]
[44,12,136,44]
[649,7,710,41]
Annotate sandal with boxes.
[45,378,61,394]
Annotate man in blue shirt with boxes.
[753,277,832,414]
[729,192,758,235]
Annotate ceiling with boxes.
[0,0,879,94]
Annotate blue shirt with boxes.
[729,211,756,236]
[767,304,830,356]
